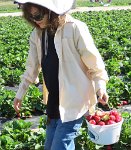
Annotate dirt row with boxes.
[0,6,131,17]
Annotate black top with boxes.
[41,31,60,119]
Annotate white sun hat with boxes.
[15,0,75,15]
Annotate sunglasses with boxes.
[30,12,45,21]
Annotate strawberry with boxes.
[122,100,128,105]
[101,114,110,121]
[109,115,116,121]
[93,115,101,123]
[104,120,109,125]
[86,115,92,121]
[117,103,122,107]
[115,116,122,122]
[107,120,116,125]
[89,119,96,125]
[110,110,119,116]
[97,121,105,126]
[106,145,112,150]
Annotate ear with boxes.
[58,15,66,26]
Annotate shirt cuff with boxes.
[95,80,106,93]
[15,79,30,100]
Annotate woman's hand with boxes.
[97,89,109,105]
[14,98,22,113]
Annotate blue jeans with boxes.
[44,117,83,150]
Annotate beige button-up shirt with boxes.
[16,15,109,122]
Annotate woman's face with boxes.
[30,6,49,29]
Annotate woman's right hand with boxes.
[14,98,22,114]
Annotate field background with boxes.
[0,0,131,12]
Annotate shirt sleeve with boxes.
[74,21,109,93]
[15,78,30,100]
[15,30,41,100]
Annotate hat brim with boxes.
[15,0,75,15]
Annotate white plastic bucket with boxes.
[86,118,124,145]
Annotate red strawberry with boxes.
[107,120,116,125]
[97,121,105,126]
[109,115,116,121]
[93,115,101,123]
[89,119,96,125]
[117,103,122,107]
[104,120,109,125]
[86,115,92,121]
[115,116,122,122]
[110,110,119,116]
[106,145,112,150]
[122,100,128,105]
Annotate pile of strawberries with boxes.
[85,109,122,126]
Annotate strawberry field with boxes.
[0,10,131,150]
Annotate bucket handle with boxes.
[97,102,112,111]
[96,95,112,111]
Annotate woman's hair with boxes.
[22,3,60,33]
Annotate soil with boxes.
[0,6,131,17]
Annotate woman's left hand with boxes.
[97,89,109,105]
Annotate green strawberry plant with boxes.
[0,84,45,118]
[0,119,46,150]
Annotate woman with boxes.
[14,0,109,149]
